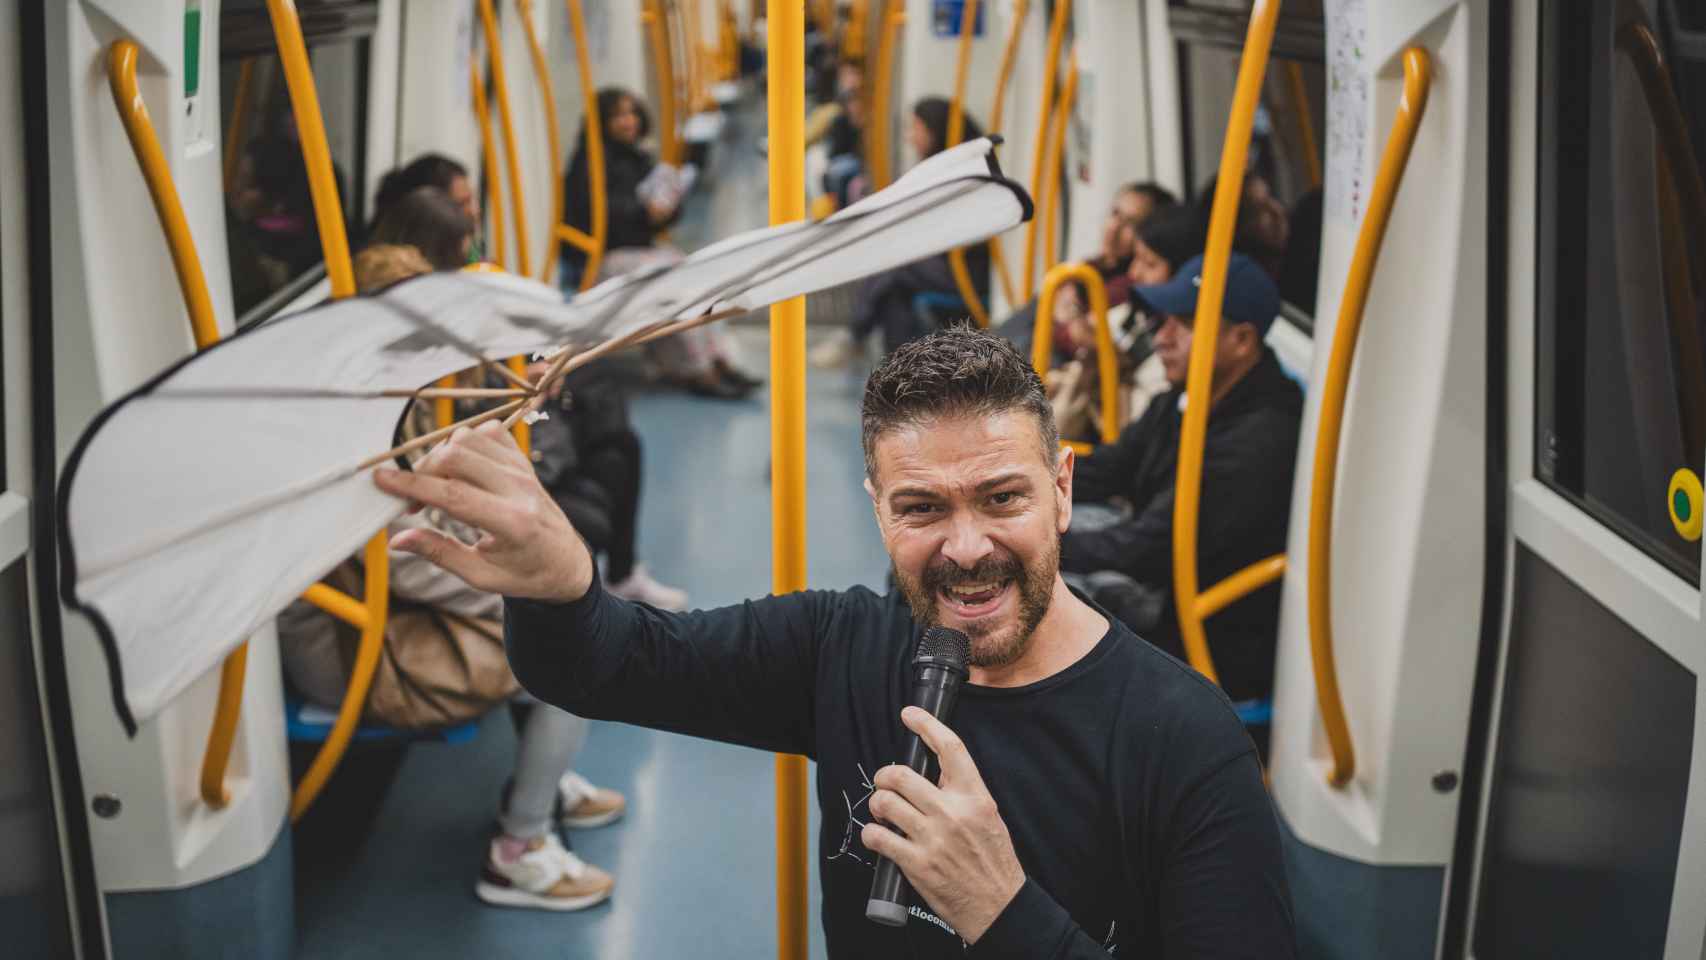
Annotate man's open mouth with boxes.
[939,580,1013,619]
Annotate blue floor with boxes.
[295,331,886,959]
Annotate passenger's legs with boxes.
[500,705,590,840]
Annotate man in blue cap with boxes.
[1061,252,1303,718]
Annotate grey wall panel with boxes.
[1474,546,1695,958]
[1279,817,1444,960]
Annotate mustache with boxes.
[921,554,1023,593]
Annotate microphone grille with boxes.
[915,627,971,669]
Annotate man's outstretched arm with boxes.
[375,420,823,756]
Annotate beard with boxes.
[894,535,1060,669]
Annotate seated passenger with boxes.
[276,244,627,913]
[994,182,1178,365]
[369,186,476,269]
[1060,253,1301,707]
[808,97,990,366]
[367,153,481,254]
[562,87,759,399]
[1193,172,1290,280]
[1119,203,1209,415]
[820,61,867,207]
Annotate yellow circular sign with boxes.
[1668,469,1703,542]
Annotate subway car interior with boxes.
[3,0,1705,957]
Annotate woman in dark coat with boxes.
[561,88,758,398]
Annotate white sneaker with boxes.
[808,330,861,369]
[558,770,627,828]
[475,833,614,911]
[606,565,689,611]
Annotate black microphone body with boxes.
[867,627,971,927]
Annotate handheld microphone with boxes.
[866,626,971,927]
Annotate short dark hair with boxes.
[1137,204,1205,274]
[1122,181,1178,210]
[910,97,984,157]
[370,153,468,233]
[369,186,474,270]
[861,327,1058,480]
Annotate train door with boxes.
[1456,1,1706,957]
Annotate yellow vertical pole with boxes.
[944,0,989,326]
[471,60,508,269]
[767,5,808,959]
[643,0,682,166]
[1021,0,1070,302]
[476,0,533,278]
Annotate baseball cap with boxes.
[1129,252,1280,337]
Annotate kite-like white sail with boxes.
[60,137,1030,732]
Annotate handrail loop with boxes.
[471,58,507,269]
[642,0,683,166]
[1307,47,1432,788]
[945,0,990,327]
[1284,62,1322,189]
[476,0,533,278]
[263,0,391,823]
[1021,0,1071,302]
[1171,0,1280,687]
[866,2,904,191]
[106,39,246,809]
[516,0,564,285]
[982,0,1029,306]
[1034,262,1119,446]
[1038,50,1079,280]
[557,0,607,290]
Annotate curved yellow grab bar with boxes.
[843,0,867,59]
[564,0,606,289]
[866,3,904,191]
[1307,47,1432,788]
[1038,51,1079,279]
[765,10,810,959]
[1284,62,1321,190]
[1021,0,1070,303]
[291,534,391,821]
[981,0,1029,306]
[1616,15,1706,461]
[1035,263,1119,446]
[476,0,532,278]
[222,58,256,195]
[264,0,390,821]
[1172,0,1280,686]
[471,59,508,269]
[944,0,990,327]
[107,40,248,808]
[642,0,682,167]
[516,0,564,285]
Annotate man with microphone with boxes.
[375,329,1295,957]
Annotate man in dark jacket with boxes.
[1062,253,1302,704]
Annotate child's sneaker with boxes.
[475,833,614,911]
[558,771,627,829]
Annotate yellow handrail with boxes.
[477,0,532,279]
[264,0,391,822]
[107,40,248,809]
[766,11,809,960]
[983,0,1029,306]
[1038,51,1078,279]
[843,0,868,60]
[680,0,704,112]
[471,59,507,269]
[1307,47,1431,787]
[563,0,606,289]
[222,58,256,195]
[1171,0,1280,686]
[517,0,564,285]
[866,3,903,191]
[945,0,990,327]
[642,0,683,166]
[1283,62,1322,190]
[1035,263,1119,446]
[1021,0,1070,302]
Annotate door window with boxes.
[1534,0,1706,583]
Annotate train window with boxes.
[219,2,377,322]
[1171,3,1326,314]
[1535,1,1706,583]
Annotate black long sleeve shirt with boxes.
[1063,350,1303,701]
[506,578,1296,958]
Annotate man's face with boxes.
[447,175,479,223]
[1150,313,1252,387]
[866,411,1071,669]
[1101,191,1151,263]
